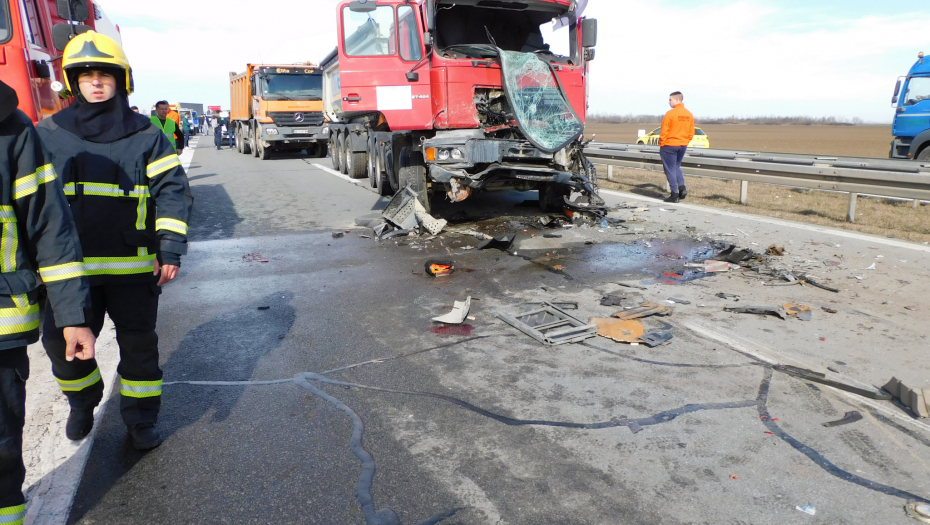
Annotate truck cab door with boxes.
[15,0,65,121]
[337,1,431,131]
[893,76,930,140]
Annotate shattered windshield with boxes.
[498,50,583,153]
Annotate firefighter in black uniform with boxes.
[37,31,193,450]
[0,80,96,522]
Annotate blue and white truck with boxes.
[891,52,930,160]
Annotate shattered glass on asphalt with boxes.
[498,49,584,153]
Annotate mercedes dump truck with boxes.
[2,0,118,124]
[229,63,329,160]
[890,52,930,160]
[322,0,601,213]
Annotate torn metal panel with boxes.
[382,187,419,230]
[724,306,787,320]
[774,365,893,401]
[612,302,673,321]
[413,199,448,235]
[497,302,597,346]
[639,330,674,348]
[433,297,472,325]
[477,235,515,251]
[589,318,644,343]
[497,49,584,153]
[883,377,930,418]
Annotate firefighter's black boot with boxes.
[65,408,95,441]
[128,423,162,450]
[679,186,688,200]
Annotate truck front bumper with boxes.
[890,137,913,159]
[421,137,571,188]
[260,125,329,145]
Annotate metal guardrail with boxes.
[584,142,930,222]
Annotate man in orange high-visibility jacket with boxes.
[659,91,694,203]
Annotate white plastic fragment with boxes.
[796,505,816,516]
[432,297,472,325]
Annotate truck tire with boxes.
[339,135,350,175]
[258,139,271,160]
[399,149,430,213]
[918,147,930,161]
[330,135,342,171]
[540,182,569,213]
[251,126,259,158]
[236,127,244,153]
[347,151,367,179]
[241,126,252,155]
[367,141,379,188]
[306,143,327,158]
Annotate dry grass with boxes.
[599,167,930,244]
[585,123,893,158]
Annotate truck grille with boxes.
[269,112,324,127]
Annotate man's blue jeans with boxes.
[660,145,687,193]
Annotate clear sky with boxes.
[100,0,929,123]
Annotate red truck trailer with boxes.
[322,0,601,213]
[2,0,117,124]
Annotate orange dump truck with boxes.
[229,63,330,160]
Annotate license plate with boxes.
[293,129,310,134]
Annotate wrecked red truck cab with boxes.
[322,0,602,213]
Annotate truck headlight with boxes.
[451,148,464,160]
[437,149,451,161]
[266,128,278,135]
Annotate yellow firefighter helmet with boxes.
[61,30,134,95]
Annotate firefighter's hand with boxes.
[64,327,96,362]
[176,149,183,155]
[154,259,180,286]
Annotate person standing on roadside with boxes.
[36,31,193,451]
[0,80,96,523]
[181,116,191,148]
[659,91,694,203]
[212,111,225,150]
[151,101,185,156]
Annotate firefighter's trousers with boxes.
[43,282,162,427]
[0,347,27,520]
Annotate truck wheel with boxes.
[306,143,327,158]
[241,126,252,155]
[251,127,259,158]
[347,151,367,179]
[330,135,342,170]
[236,127,244,153]
[918,148,930,161]
[399,149,430,213]
[367,141,379,188]
[258,140,271,160]
[339,135,350,175]
[540,182,569,213]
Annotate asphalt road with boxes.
[64,138,930,524]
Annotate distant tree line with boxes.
[588,114,866,126]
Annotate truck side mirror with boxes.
[891,79,901,106]
[51,23,91,52]
[424,0,436,32]
[56,0,89,22]
[581,18,597,48]
[348,0,377,13]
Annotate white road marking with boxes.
[599,189,930,253]
[311,163,378,194]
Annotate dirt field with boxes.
[585,123,893,158]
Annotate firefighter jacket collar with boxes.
[0,80,17,123]
[51,94,150,144]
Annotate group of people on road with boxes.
[0,30,192,522]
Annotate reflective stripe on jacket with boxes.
[37,119,193,286]
[0,109,89,350]
[150,116,178,148]
[659,104,695,147]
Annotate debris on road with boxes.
[497,302,597,346]
[477,235,515,251]
[716,293,739,301]
[600,295,627,307]
[882,377,930,418]
[242,253,269,263]
[639,330,674,347]
[801,276,841,293]
[784,304,813,321]
[590,318,644,343]
[425,260,455,277]
[382,229,411,240]
[822,411,863,427]
[543,233,563,239]
[904,502,930,523]
[724,306,787,320]
[332,232,345,238]
[613,302,673,321]
[767,245,786,256]
[433,297,472,325]
[628,421,643,434]
[668,297,690,305]
[715,245,754,264]
[382,187,447,235]
[796,505,816,516]
[774,365,892,400]
[616,282,649,291]
[822,307,838,314]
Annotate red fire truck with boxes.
[322,0,600,213]
[1,0,118,124]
